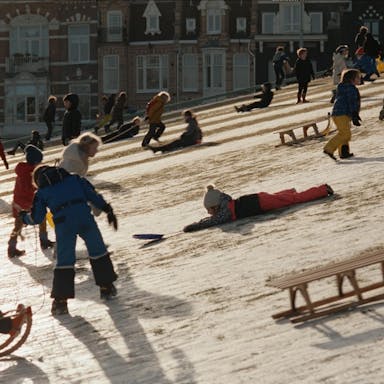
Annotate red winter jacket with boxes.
[12,162,37,215]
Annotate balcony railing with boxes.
[98,27,127,43]
[5,54,49,74]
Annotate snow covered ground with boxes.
[1,77,384,383]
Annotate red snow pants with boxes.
[258,185,328,212]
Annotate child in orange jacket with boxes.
[7,145,54,258]
[141,91,170,147]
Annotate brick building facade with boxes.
[0,0,383,137]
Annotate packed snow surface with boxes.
[1,77,384,383]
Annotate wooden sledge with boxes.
[267,249,384,323]
[0,304,32,357]
[275,113,332,147]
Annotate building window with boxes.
[281,4,300,33]
[68,24,90,63]
[233,53,249,90]
[182,54,198,91]
[186,18,196,34]
[143,0,161,35]
[236,17,247,33]
[309,12,323,33]
[107,11,123,42]
[103,55,119,93]
[364,20,380,40]
[69,83,91,120]
[207,9,221,35]
[262,13,275,34]
[10,25,49,57]
[137,55,168,92]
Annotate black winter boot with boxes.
[100,283,117,300]
[8,238,25,258]
[340,144,354,159]
[40,232,55,250]
[51,299,68,315]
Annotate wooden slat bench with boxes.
[275,113,331,146]
[267,250,384,323]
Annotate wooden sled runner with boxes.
[275,113,332,146]
[267,249,384,323]
[0,304,32,357]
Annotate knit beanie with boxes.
[25,144,43,165]
[203,185,222,209]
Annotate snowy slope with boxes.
[1,77,384,384]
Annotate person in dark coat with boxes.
[234,83,274,112]
[7,130,44,156]
[272,46,290,90]
[101,116,142,144]
[21,165,118,315]
[293,48,315,103]
[104,91,126,133]
[147,110,202,153]
[363,33,381,77]
[62,93,81,146]
[355,26,368,49]
[0,139,9,169]
[183,184,334,232]
[43,95,57,140]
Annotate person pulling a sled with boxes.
[183,184,334,232]
[21,165,118,315]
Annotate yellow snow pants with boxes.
[324,115,351,156]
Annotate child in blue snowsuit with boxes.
[22,165,118,315]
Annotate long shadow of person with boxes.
[0,356,50,383]
[58,269,195,384]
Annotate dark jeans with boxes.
[0,317,12,334]
[297,81,309,99]
[273,64,285,88]
[45,120,54,140]
[142,122,166,147]
[154,138,196,153]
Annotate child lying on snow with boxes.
[183,184,334,232]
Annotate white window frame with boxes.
[103,55,119,93]
[233,53,250,91]
[207,8,221,35]
[182,53,198,92]
[236,17,247,33]
[68,24,90,63]
[280,3,301,33]
[107,11,123,42]
[136,55,168,93]
[309,12,323,34]
[186,18,196,34]
[364,20,380,40]
[262,13,275,34]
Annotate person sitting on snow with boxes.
[147,110,202,153]
[183,184,334,232]
[21,165,118,315]
[101,116,142,144]
[7,130,44,156]
[234,83,273,112]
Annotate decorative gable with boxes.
[143,0,161,35]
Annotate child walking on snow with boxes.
[234,83,274,112]
[293,48,315,103]
[22,165,118,315]
[323,69,361,160]
[7,145,54,258]
[183,184,334,232]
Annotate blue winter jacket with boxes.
[332,83,360,117]
[30,169,108,225]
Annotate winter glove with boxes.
[351,112,362,126]
[19,211,34,225]
[104,204,118,231]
